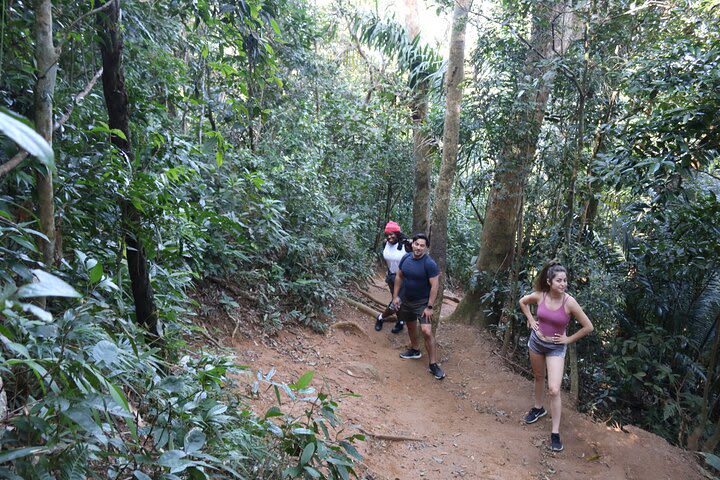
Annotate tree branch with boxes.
[0,68,103,178]
[56,1,115,52]
[54,67,103,130]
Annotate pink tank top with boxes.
[537,293,571,337]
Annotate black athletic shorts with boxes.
[397,297,431,325]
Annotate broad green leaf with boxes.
[303,466,321,478]
[699,452,720,471]
[300,442,315,465]
[282,466,301,478]
[0,109,54,168]
[184,427,206,454]
[264,406,283,418]
[20,302,52,322]
[270,18,281,35]
[16,270,81,299]
[134,471,152,480]
[340,441,362,461]
[292,370,314,390]
[91,340,121,366]
[0,446,46,463]
[89,262,103,283]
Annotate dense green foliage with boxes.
[462,0,720,455]
[0,0,390,477]
[2,0,720,476]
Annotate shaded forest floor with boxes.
[199,275,707,480]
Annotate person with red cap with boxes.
[375,221,411,333]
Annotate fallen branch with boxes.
[0,67,104,178]
[491,348,532,376]
[359,428,425,442]
[230,313,242,339]
[340,296,378,318]
[358,289,386,308]
[444,292,461,303]
[329,320,369,338]
[201,330,224,349]
[206,276,257,303]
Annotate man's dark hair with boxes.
[412,232,430,246]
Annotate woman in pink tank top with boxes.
[518,261,594,453]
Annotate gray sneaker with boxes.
[524,406,546,424]
[399,348,422,359]
[550,433,564,452]
[429,363,445,380]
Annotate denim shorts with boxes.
[528,330,567,357]
[397,297,431,325]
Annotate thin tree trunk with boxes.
[33,0,58,269]
[451,1,577,327]
[405,0,431,235]
[564,20,590,246]
[501,197,524,358]
[577,90,617,241]
[97,0,159,336]
[429,0,473,332]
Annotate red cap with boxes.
[384,221,401,233]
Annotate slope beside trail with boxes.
[224,276,704,480]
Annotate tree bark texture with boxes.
[97,0,159,335]
[405,0,432,235]
[452,1,577,327]
[33,0,57,267]
[410,92,432,236]
[429,0,472,329]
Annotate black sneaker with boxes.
[399,348,422,359]
[524,406,547,424]
[550,433,563,452]
[391,320,404,334]
[374,314,384,331]
[429,363,445,380]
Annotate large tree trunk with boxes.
[97,0,159,336]
[33,0,57,269]
[429,0,472,331]
[405,0,432,235]
[410,90,432,235]
[451,1,577,327]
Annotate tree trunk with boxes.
[410,90,432,235]
[500,197,524,357]
[577,90,617,241]
[568,343,579,407]
[564,20,591,246]
[405,0,431,235]
[429,0,472,331]
[33,0,57,269]
[97,0,159,336]
[451,1,577,327]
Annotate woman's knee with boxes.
[547,386,561,397]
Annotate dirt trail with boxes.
[228,277,704,480]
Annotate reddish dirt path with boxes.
[228,277,703,480]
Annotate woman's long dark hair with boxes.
[534,260,567,293]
